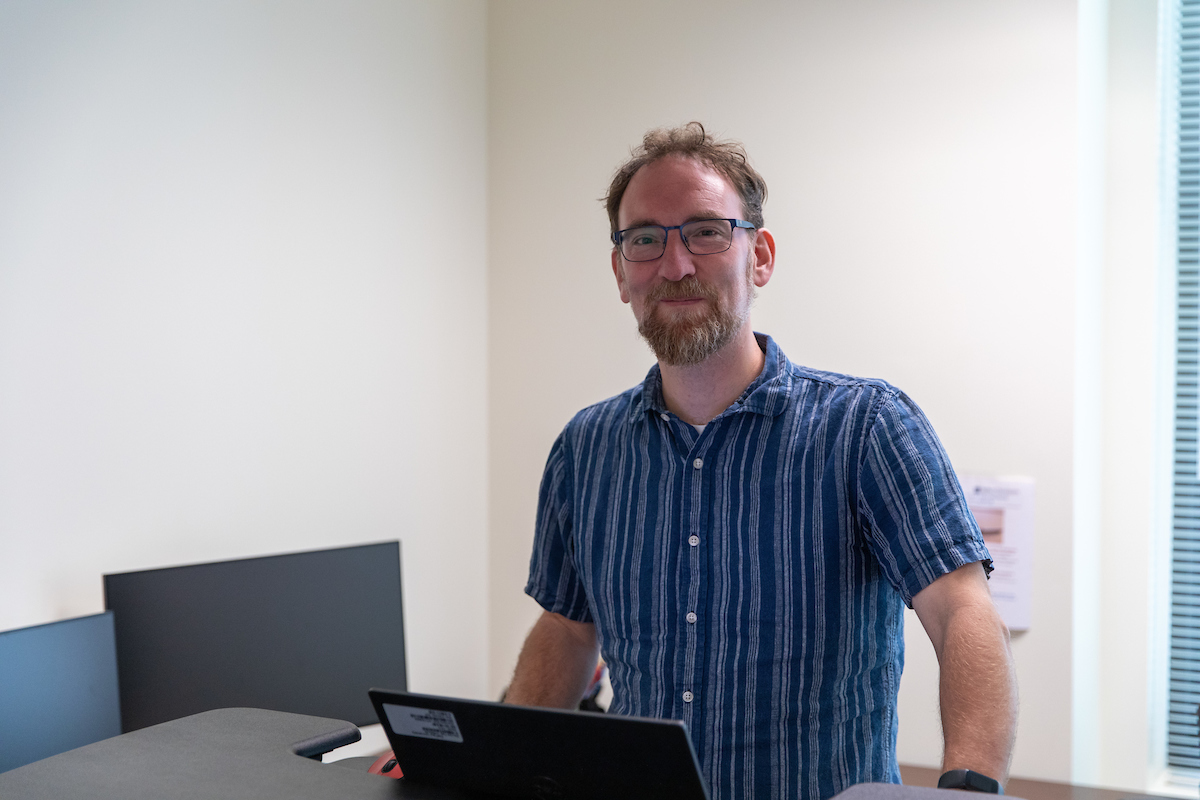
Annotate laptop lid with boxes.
[369,689,710,800]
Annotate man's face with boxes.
[611,156,773,366]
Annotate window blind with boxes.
[1169,0,1200,772]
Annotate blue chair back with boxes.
[0,612,122,772]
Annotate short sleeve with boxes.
[857,389,991,606]
[524,430,595,622]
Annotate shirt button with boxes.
[686,612,697,624]
[660,412,669,421]
[688,535,699,547]
[693,458,703,469]
[682,691,694,703]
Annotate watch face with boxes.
[967,772,1000,793]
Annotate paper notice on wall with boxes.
[958,474,1034,632]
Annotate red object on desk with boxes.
[367,751,402,779]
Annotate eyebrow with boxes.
[621,212,729,229]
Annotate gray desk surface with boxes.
[8,707,1141,800]
[0,707,476,800]
[900,765,1180,800]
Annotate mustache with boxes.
[646,276,716,303]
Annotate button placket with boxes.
[680,433,713,723]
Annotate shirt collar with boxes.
[631,333,793,422]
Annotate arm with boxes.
[504,610,600,709]
[911,562,1017,785]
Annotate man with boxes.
[505,123,1017,800]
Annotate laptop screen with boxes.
[369,689,710,800]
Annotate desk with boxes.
[0,707,474,799]
[901,765,1180,800]
[5,710,1167,800]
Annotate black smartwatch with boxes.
[938,769,1003,794]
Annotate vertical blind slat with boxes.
[1172,0,1200,771]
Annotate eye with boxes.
[625,227,665,246]
[682,220,731,240]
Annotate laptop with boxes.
[369,688,710,800]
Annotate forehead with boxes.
[618,156,741,228]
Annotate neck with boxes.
[659,326,765,425]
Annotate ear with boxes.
[612,248,631,304]
[750,228,776,288]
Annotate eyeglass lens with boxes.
[621,219,736,262]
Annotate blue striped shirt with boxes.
[526,334,990,800]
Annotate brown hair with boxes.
[604,122,768,238]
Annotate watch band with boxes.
[938,769,1004,794]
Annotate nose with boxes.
[657,229,696,282]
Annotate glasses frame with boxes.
[611,218,756,262]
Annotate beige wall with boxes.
[0,0,491,699]
[487,0,1079,783]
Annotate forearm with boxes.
[505,610,599,709]
[913,563,1018,784]
[937,601,1018,783]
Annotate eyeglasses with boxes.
[612,218,756,262]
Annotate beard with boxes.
[636,262,754,367]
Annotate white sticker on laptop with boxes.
[383,704,464,744]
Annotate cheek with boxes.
[628,293,650,320]
[621,271,652,305]
[613,252,633,304]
